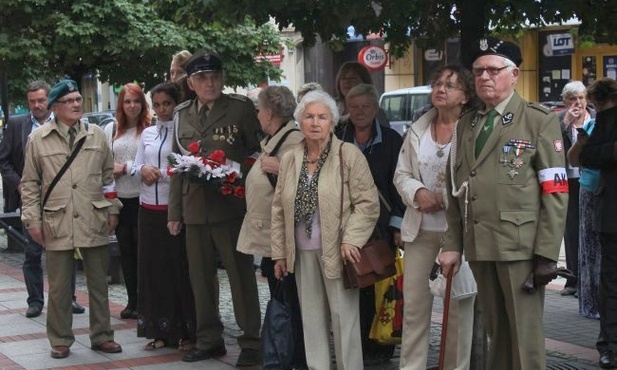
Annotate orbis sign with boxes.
[358,45,388,71]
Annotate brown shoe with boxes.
[50,345,70,359]
[91,340,122,353]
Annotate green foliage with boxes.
[160,0,617,59]
[0,0,283,105]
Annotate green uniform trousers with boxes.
[185,220,260,351]
[46,245,114,347]
[469,260,546,370]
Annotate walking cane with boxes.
[439,268,454,370]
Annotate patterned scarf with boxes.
[294,135,333,238]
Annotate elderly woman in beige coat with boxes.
[272,90,379,370]
[236,86,305,367]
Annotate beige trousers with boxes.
[400,230,475,370]
[295,249,363,370]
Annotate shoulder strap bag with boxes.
[42,130,87,208]
[338,143,396,289]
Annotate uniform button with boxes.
[472,195,478,201]
[73,214,79,218]
[516,216,521,222]
[470,170,476,177]
[474,219,479,224]
[72,184,77,189]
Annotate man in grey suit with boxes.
[0,81,85,318]
[439,38,568,370]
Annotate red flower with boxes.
[166,165,175,177]
[188,141,201,155]
[233,186,245,198]
[220,184,233,196]
[226,171,238,184]
[209,150,226,164]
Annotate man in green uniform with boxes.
[167,50,262,366]
[439,38,568,370]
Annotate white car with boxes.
[379,85,431,135]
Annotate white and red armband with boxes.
[538,167,569,194]
[103,183,118,199]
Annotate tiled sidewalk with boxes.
[0,247,605,370]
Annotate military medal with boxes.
[512,157,524,168]
[508,169,519,179]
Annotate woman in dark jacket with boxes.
[335,83,405,364]
[578,77,617,369]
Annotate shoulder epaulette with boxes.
[527,102,552,115]
[174,100,192,113]
[228,93,250,102]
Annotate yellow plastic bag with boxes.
[369,249,404,344]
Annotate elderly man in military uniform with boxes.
[167,49,262,366]
[439,38,568,370]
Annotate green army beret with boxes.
[48,79,80,109]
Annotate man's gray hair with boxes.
[294,90,339,126]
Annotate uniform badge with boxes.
[512,157,524,168]
[471,114,480,128]
[508,169,519,179]
[554,139,563,152]
[479,39,488,51]
[502,112,514,125]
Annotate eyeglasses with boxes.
[471,66,509,77]
[432,81,462,91]
[56,97,83,105]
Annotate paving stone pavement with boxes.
[0,227,605,369]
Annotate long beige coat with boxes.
[21,120,121,250]
[237,121,303,256]
[271,136,379,279]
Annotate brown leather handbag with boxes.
[338,144,396,289]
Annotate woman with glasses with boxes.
[104,83,151,320]
[394,65,479,370]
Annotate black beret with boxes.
[183,49,223,76]
[48,79,80,109]
[471,37,523,67]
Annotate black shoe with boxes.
[120,307,138,319]
[560,287,577,296]
[182,346,227,362]
[600,351,617,369]
[236,348,261,366]
[72,300,85,314]
[26,305,42,318]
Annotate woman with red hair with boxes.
[104,83,151,319]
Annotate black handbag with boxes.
[261,278,295,369]
[338,144,396,289]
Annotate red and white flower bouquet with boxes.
[167,141,245,198]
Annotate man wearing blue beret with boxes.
[21,79,124,359]
[439,37,568,370]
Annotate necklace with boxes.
[432,120,453,158]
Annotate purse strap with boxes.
[266,128,300,188]
[42,134,86,208]
[338,143,345,240]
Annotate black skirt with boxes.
[136,206,196,344]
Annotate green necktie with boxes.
[68,126,76,149]
[475,109,498,158]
